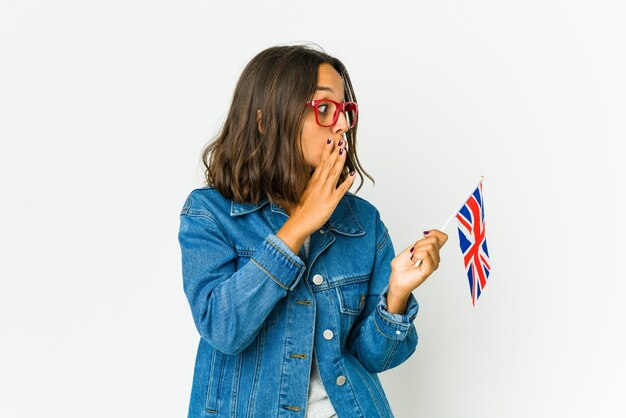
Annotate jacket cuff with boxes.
[375,285,419,341]
[250,233,307,291]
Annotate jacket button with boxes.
[312,274,324,285]
[323,329,334,340]
[319,229,325,234]
[336,375,346,386]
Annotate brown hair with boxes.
[201,43,374,205]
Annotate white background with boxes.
[1,1,625,417]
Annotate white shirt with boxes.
[303,235,338,418]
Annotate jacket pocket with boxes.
[205,348,225,414]
[335,274,369,316]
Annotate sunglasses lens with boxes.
[316,100,336,127]
[344,102,357,128]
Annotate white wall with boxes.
[1,1,624,417]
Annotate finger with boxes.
[322,137,335,160]
[411,249,436,272]
[391,243,417,271]
[428,241,441,267]
[318,138,341,183]
[422,251,436,272]
[412,240,440,267]
[322,137,345,161]
[324,141,346,187]
[423,229,449,247]
[412,236,441,252]
[403,243,415,256]
[332,168,356,200]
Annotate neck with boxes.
[274,199,294,216]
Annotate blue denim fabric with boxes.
[178,186,420,418]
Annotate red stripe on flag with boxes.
[456,213,472,232]
[479,253,490,270]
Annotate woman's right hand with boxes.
[276,138,356,253]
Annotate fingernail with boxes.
[410,246,414,252]
[350,171,355,176]
[327,138,331,144]
[423,231,429,235]
[338,140,343,146]
[339,148,343,155]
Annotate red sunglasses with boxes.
[305,99,358,129]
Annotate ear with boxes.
[256,109,265,134]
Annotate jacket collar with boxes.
[230,195,365,236]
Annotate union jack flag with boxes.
[456,180,491,306]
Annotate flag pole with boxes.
[439,175,484,232]
[413,175,484,267]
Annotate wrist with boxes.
[276,218,308,255]
[385,282,411,315]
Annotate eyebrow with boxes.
[315,86,346,101]
[315,86,335,93]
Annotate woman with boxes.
[178,44,448,418]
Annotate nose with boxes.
[332,109,350,135]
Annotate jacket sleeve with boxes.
[178,200,307,356]
[346,209,420,373]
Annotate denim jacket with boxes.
[178,186,420,418]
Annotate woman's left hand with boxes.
[389,229,449,296]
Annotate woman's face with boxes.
[300,63,350,171]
